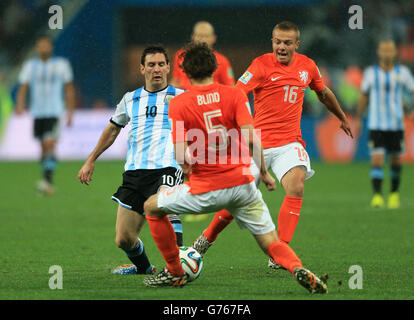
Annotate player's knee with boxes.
[143,195,162,217]
[285,176,305,197]
[115,234,135,250]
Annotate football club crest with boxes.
[299,71,308,84]
[164,94,175,103]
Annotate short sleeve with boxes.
[236,58,265,95]
[110,95,130,127]
[308,59,324,92]
[169,97,187,143]
[401,66,414,93]
[60,59,73,83]
[361,67,373,94]
[233,88,254,127]
[18,61,32,84]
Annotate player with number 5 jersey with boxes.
[193,21,353,270]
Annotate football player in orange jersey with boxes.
[142,43,328,293]
[193,21,353,270]
[170,21,234,90]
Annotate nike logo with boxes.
[271,76,282,81]
[289,211,300,216]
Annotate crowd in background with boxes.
[0,0,413,116]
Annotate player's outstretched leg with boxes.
[193,209,234,255]
[114,206,156,275]
[144,213,188,288]
[267,241,328,294]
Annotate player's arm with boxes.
[64,82,76,126]
[240,123,275,191]
[15,84,28,115]
[78,122,122,185]
[315,86,354,138]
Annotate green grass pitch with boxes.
[0,161,413,300]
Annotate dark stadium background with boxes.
[0,0,412,161]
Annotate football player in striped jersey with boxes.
[78,45,185,275]
[355,39,414,209]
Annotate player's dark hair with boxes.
[180,42,217,80]
[273,21,300,40]
[141,45,169,66]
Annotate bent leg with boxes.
[115,205,153,274]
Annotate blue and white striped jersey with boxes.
[111,85,185,171]
[361,64,414,131]
[18,57,73,119]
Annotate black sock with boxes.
[42,155,57,184]
[124,238,152,274]
[370,167,384,194]
[390,165,402,192]
[168,215,183,246]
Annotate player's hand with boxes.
[353,118,362,138]
[78,161,95,185]
[261,171,276,191]
[340,119,354,138]
[181,164,192,177]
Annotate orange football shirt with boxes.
[236,52,324,149]
[169,83,254,194]
[172,49,235,90]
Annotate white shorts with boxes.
[157,182,275,235]
[251,142,315,183]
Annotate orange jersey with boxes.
[169,83,254,194]
[172,49,235,90]
[236,52,324,149]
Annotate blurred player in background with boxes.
[170,21,234,90]
[142,43,328,293]
[193,21,353,270]
[15,35,75,195]
[355,40,414,209]
[78,45,185,275]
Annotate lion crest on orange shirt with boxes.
[299,71,308,84]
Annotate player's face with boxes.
[272,29,299,65]
[140,53,170,91]
[36,38,53,60]
[377,41,397,64]
[192,24,216,48]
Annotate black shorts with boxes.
[111,167,183,214]
[34,117,60,140]
[368,130,405,155]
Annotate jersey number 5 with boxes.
[203,110,229,150]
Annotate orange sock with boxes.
[146,215,184,276]
[277,196,302,243]
[268,241,302,274]
[204,209,234,242]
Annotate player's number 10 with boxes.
[283,85,298,103]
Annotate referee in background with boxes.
[15,35,76,195]
[355,39,414,209]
